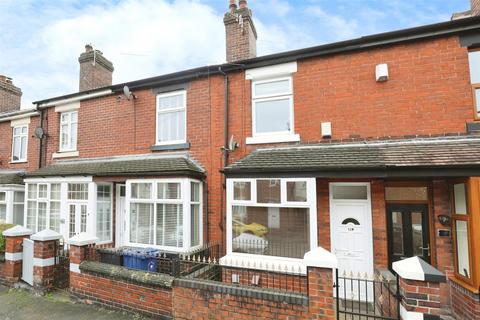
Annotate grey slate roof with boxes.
[26,157,204,178]
[0,172,24,185]
[224,136,480,176]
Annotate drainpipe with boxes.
[218,67,229,254]
[38,106,44,169]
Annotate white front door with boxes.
[330,183,374,301]
[68,203,87,238]
[115,184,126,247]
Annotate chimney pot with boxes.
[239,0,247,8]
[85,44,93,52]
[229,0,237,12]
[224,0,257,62]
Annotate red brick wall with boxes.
[399,278,442,316]
[0,116,41,171]
[70,271,173,318]
[450,279,480,320]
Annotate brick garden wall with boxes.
[70,270,173,319]
[450,280,480,320]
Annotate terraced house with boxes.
[2,0,480,319]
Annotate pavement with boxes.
[0,285,150,320]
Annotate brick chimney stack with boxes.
[471,0,480,16]
[224,0,257,62]
[78,44,114,92]
[0,75,22,113]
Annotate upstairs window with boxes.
[12,125,28,162]
[468,50,480,118]
[156,91,186,145]
[252,77,293,136]
[60,111,78,152]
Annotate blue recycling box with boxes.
[122,248,159,272]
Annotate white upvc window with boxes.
[126,178,202,252]
[252,77,294,137]
[226,178,317,261]
[0,192,6,223]
[26,183,61,233]
[156,90,186,145]
[96,184,113,243]
[60,111,78,152]
[12,125,28,162]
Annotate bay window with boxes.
[12,125,28,162]
[156,91,186,145]
[0,189,24,225]
[26,183,62,233]
[227,178,317,260]
[451,178,480,289]
[127,179,202,251]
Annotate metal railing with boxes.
[335,270,400,320]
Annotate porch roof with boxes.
[0,171,24,185]
[224,136,480,178]
[26,156,205,178]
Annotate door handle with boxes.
[419,245,431,256]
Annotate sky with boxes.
[0,0,469,108]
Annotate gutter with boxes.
[36,89,112,108]
[0,110,39,123]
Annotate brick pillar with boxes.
[1,226,33,284]
[393,256,446,319]
[31,229,62,293]
[304,247,337,319]
[67,233,97,276]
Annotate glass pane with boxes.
[191,182,200,202]
[157,110,185,142]
[232,206,309,259]
[38,184,48,199]
[71,122,78,150]
[468,51,480,83]
[12,136,20,160]
[157,93,184,111]
[332,185,368,200]
[157,183,181,199]
[97,185,112,242]
[27,201,37,231]
[411,212,424,256]
[453,184,467,215]
[233,181,251,201]
[256,180,281,203]
[131,183,151,199]
[20,135,27,160]
[69,205,76,238]
[0,192,5,202]
[28,184,37,199]
[255,98,291,133]
[14,191,24,203]
[49,201,60,232]
[0,204,6,222]
[80,205,87,233]
[391,212,404,255]
[38,202,47,231]
[286,181,307,202]
[191,204,200,246]
[68,183,88,200]
[254,79,290,97]
[97,185,111,201]
[385,187,428,201]
[475,88,480,115]
[130,203,154,245]
[13,203,24,226]
[156,204,183,247]
[49,184,60,200]
[456,220,471,278]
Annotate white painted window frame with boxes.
[11,124,28,163]
[251,76,295,137]
[226,177,317,263]
[59,111,78,152]
[0,190,6,223]
[125,178,203,252]
[0,186,24,224]
[95,183,114,244]
[155,90,187,146]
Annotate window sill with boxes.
[246,134,300,145]
[52,151,79,159]
[448,274,479,294]
[219,253,306,275]
[150,142,190,151]
[10,160,27,164]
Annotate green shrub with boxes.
[0,223,14,252]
